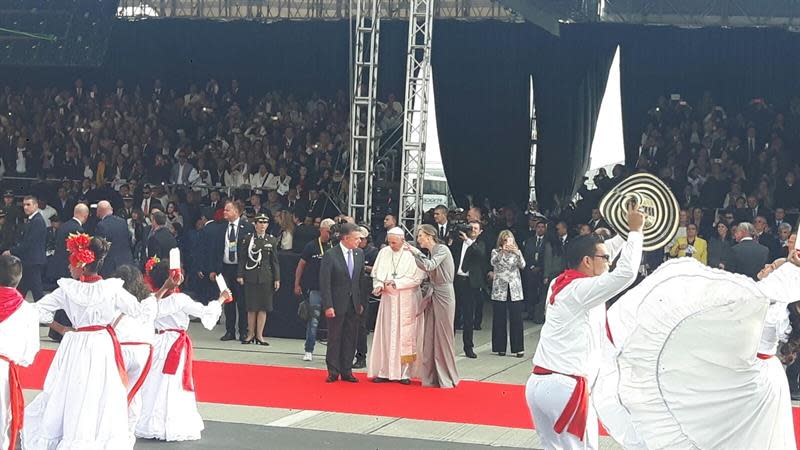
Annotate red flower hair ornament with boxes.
[65,233,95,269]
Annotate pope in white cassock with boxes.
[368,227,426,384]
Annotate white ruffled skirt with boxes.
[594,258,796,450]
[22,330,133,450]
[134,330,204,442]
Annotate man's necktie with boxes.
[440,226,445,238]
[346,249,354,279]
[228,224,236,262]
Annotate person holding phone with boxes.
[490,230,526,358]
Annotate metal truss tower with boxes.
[347,0,381,226]
[398,0,434,235]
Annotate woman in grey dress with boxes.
[404,224,460,388]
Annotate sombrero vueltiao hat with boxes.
[599,172,680,252]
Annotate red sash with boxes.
[159,329,194,391]
[119,342,154,403]
[549,269,615,344]
[75,325,129,391]
[0,287,23,324]
[0,355,21,450]
[757,353,773,360]
[549,270,588,305]
[532,366,589,441]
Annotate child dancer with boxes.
[23,235,156,449]
[135,260,231,441]
[0,255,39,450]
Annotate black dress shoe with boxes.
[254,339,270,346]
[326,375,338,383]
[497,352,506,357]
[465,349,477,359]
[352,358,366,369]
[341,375,359,383]
[372,377,389,383]
[398,379,411,385]
[220,333,236,341]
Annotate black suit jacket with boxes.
[207,220,255,274]
[729,239,770,281]
[54,198,76,223]
[146,227,178,260]
[319,244,365,313]
[95,214,133,275]
[451,238,488,289]
[12,212,47,267]
[50,218,83,279]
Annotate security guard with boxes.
[237,213,281,345]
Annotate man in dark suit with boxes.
[195,208,224,304]
[522,221,547,323]
[47,204,89,341]
[95,200,133,277]
[433,205,452,243]
[320,222,366,382]
[208,201,254,342]
[588,208,610,231]
[53,186,75,223]
[729,222,770,280]
[146,210,178,260]
[450,220,488,359]
[754,215,782,261]
[48,203,88,281]
[5,195,47,300]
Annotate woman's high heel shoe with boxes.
[241,337,255,344]
[255,338,270,346]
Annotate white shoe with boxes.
[303,352,313,361]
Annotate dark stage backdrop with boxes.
[3,20,800,212]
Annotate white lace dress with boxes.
[135,293,221,441]
[22,278,156,450]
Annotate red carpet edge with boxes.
[20,349,800,446]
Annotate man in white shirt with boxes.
[526,203,644,449]
[212,201,254,342]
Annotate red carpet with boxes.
[18,349,800,446]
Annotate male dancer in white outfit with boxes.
[526,203,644,449]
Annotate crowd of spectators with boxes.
[0,77,402,299]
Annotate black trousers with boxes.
[325,300,359,378]
[222,263,247,337]
[454,275,477,351]
[18,264,44,301]
[475,288,487,328]
[491,300,525,354]
[523,268,545,321]
[787,358,800,393]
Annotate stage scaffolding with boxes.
[347,0,381,225]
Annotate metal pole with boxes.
[398,0,434,235]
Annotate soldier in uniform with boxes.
[237,212,281,346]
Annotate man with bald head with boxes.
[95,200,133,276]
[46,203,89,341]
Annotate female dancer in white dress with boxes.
[111,264,157,433]
[135,260,231,441]
[594,251,800,450]
[23,235,157,450]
